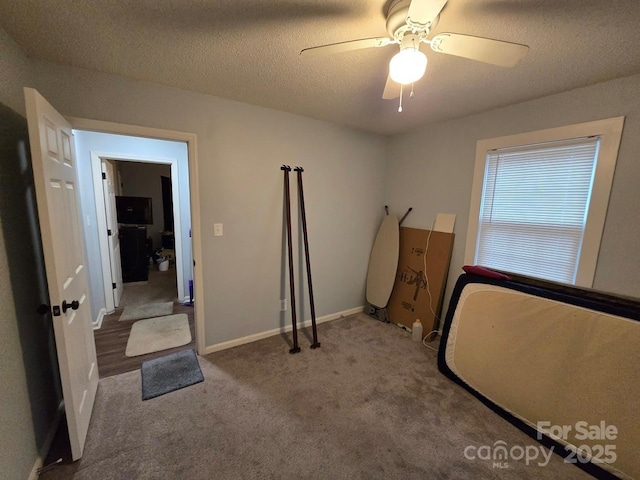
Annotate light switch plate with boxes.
[214,223,223,236]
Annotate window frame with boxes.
[464,117,625,287]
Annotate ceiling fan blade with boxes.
[382,74,401,99]
[300,37,394,57]
[430,33,528,67]
[406,0,448,27]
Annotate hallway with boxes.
[94,267,195,378]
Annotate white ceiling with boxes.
[2,0,640,135]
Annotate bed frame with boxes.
[438,272,639,479]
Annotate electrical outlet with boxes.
[280,299,287,311]
[214,223,223,237]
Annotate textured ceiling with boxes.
[2,0,640,135]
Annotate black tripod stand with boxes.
[281,165,301,354]
[281,165,320,353]
[295,166,320,349]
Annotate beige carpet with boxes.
[120,268,177,307]
[125,314,191,357]
[43,314,591,480]
[119,302,174,322]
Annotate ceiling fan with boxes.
[300,0,529,111]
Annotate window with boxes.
[465,117,624,287]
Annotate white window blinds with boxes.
[475,136,600,284]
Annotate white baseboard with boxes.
[92,308,107,330]
[202,306,364,355]
[27,401,64,480]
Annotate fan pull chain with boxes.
[410,82,415,98]
[398,84,404,113]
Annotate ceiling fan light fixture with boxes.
[389,47,427,85]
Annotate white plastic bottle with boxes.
[412,319,423,342]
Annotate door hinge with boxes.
[102,172,106,180]
[112,282,117,289]
[37,304,51,315]
[107,229,112,236]
[52,305,61,317]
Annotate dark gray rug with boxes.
[141,349,203,400]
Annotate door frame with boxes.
[92,152,187,312]
[68,117,206,354]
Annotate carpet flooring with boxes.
[43,314,591,479]
[119,267,177,307]
[125,314,192,357]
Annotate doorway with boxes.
[69,118,205,356]
[93,154,189,311]
[106,159,177,304]
[71,127,202,377]
[92,150,192,378]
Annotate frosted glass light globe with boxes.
[389,48,428,85]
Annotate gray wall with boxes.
[0,28,61,480]
[30,60,388,347]
[118,161,172,248]
[387,73,640,317]
[0,28,30,115]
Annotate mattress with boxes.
[438,273,640,479]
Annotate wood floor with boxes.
[94,303,195,378]
[94,266,196,378]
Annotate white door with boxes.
[102,160,123,307]
[25,88,98,461]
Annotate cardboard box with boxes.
[387,227,454,335]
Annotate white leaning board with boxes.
[434,213,456,233]
[365,215,400,308]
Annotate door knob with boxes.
[62,300,80,313]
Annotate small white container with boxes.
[412,319,423,342]
[158,259,169,271]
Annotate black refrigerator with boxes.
[119,226,149,283]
